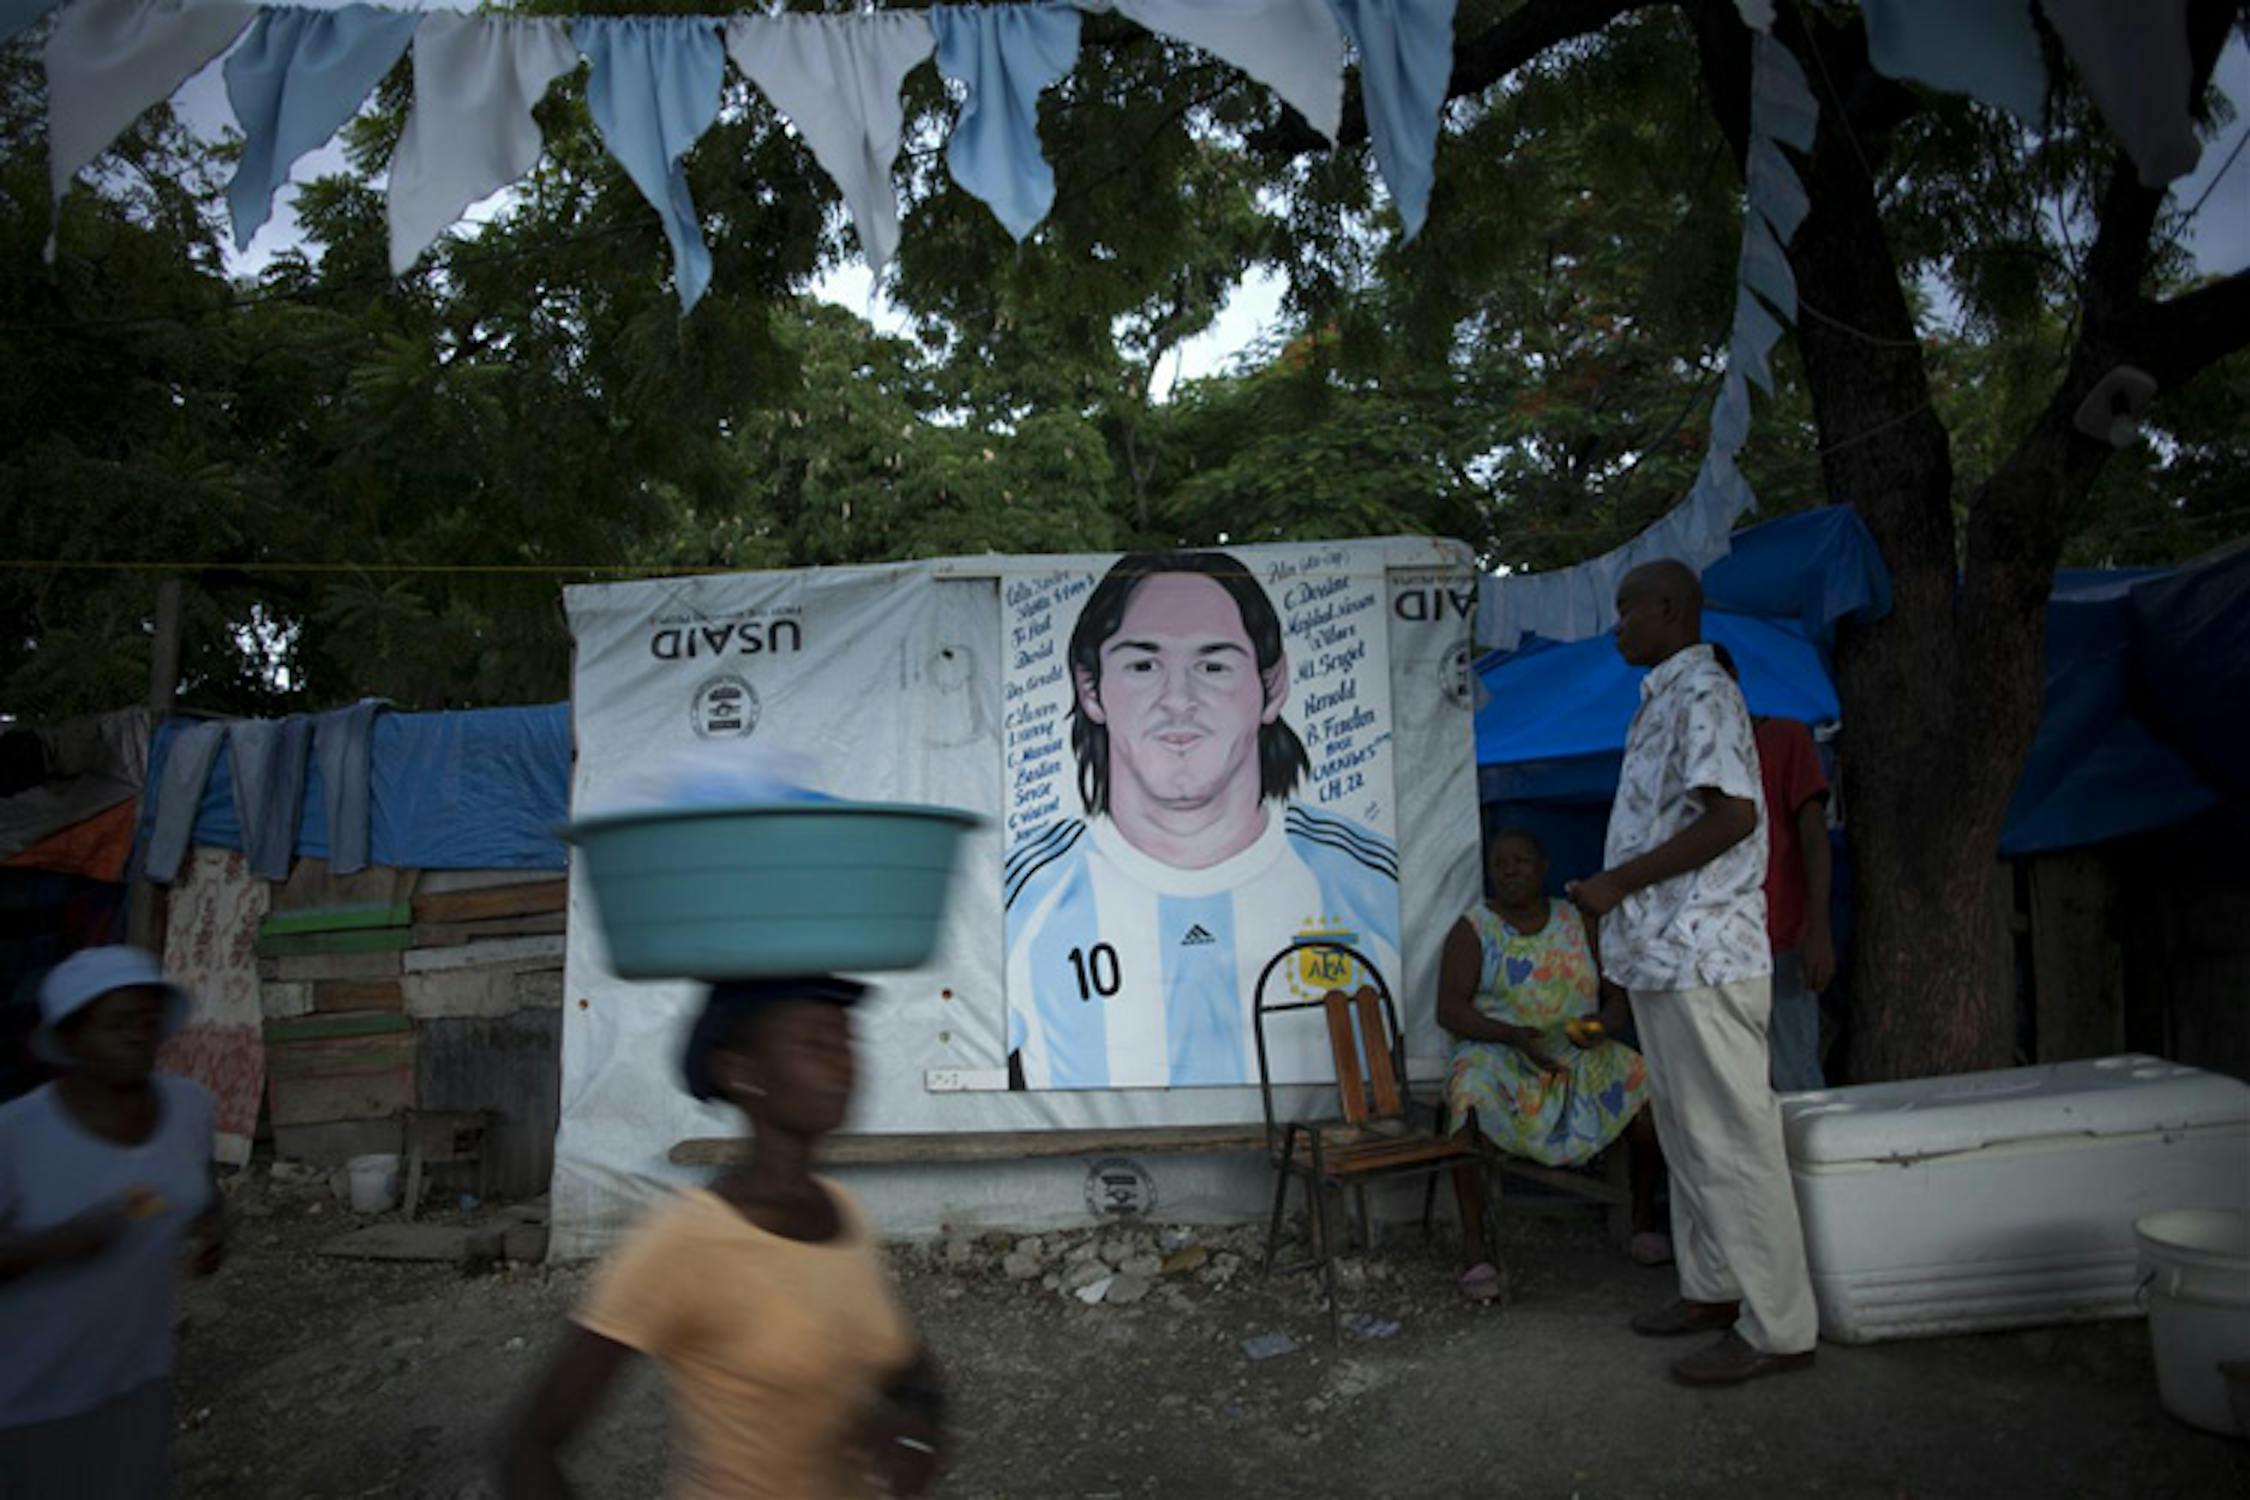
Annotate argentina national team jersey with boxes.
[1004,805,1402,1089]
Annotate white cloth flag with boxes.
[388,14,579,274]
[2040,0,2202,188]
[1115,0,1344,143]
[46,0,254,253]
[725,11,933,276]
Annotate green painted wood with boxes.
[258,903,412,939]
[255,927,414,959]
[264,1011,414,1045]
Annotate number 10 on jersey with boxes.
[1068,944,1121,1000]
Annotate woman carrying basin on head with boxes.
[503,975,944,1500]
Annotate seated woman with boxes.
[1436,830,1668,1299]
[503,976,944,1500]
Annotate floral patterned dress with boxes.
[1444,899,1650,1167]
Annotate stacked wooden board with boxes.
[256,868,567,1184]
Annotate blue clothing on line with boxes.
[227,717,311,881]
[142,721,225,885]
[313,700,384,876]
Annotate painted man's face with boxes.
[1079,573,1283,814]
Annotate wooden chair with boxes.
[1252,941,1493,1340]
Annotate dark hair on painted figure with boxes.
[1065,550,1311,817]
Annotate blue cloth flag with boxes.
[929,3,1081,241]
[224,4,421,249]
[1738,212,1796,323]
[1324,0,1455,240]
[1729,291,1785,395]
[1747,31,1818,153]
[1746,137,1810,244]
[1864,0,2046,124]
[572,16,727,313]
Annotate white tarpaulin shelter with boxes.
[554,537,1482,1256]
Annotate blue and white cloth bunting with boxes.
[1116,0,1346,143]
[388,14,579,275]
[223,4,420,250]
[572,15,728,314]
[1862,0,2202,189]
[1476,28,1819,650]
[930,3,1082,243]
[1323,0,1455,240]
[1863,0,2047,125]
[45,0,255,258]
[725,11,935,278]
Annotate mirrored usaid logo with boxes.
[1084,1157,1156,1219]
[691,673,760,739]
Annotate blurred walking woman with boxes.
[0,946,225,1497]
[505,977,944,1500]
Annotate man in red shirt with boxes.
[1711,645,1834,1092]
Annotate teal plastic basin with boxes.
[564,801,980,979]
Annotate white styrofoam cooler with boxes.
[1782,1054,2250,1344]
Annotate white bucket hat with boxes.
[34,946,190,1066]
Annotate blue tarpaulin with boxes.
[1701,504,1891,643]
[1477,508,2243,861]
[142,703,571,871]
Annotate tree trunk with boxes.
[1690,4,2043,1079]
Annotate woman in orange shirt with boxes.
[503,977,943,1500]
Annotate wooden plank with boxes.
[259,903,412,938]
[271,950,405,982]
[403,935,566,973]
[412,880,568,926]
[410,911,566,947]
[265,1011,413,1044]
[266,1030,416,1081]
[268,858,417,916]
[256,926,414,959]
[314,978,404,1013]
[1355,988,1403,1120]
[267,1065,413,1126]
[669,1124,1269,1168]
[1323,992,1366,1124]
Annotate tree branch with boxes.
[1963,0,2244,616]
[1249,0,1664,156]
[2136,266,2250,391]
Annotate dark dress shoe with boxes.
[1671,1331,1817,1386]
[1629,1298,1740,1337]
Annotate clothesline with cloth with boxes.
[23,0,1460,312]
[136,702,572,882]
[14,0,2207,317]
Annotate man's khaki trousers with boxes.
[1632,975,1820,1354]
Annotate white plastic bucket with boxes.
[2136,1208,2250,1434]
[346,1153,401,1215]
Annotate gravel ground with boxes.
[169,1169,2248,1499]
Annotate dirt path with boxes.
[173,1174,2246,1499]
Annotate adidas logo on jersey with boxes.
[1180,924,1216,947]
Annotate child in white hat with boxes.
[0,946,224,1496]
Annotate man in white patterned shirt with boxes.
[1568,559,1818,1386]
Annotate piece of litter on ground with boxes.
[1160,1245,1209,1276]
[1242,1332,1297,1361]
[1075,1275,1116,1305]
[1343,1313,1402,1340]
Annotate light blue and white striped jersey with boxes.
[1005,804,1402,1089]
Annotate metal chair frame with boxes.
[1251,939,1496,1340]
